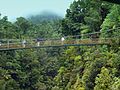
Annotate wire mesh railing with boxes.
[0,28,119,50]
[0,38,113,50]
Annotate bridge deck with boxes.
[0,38,112,51]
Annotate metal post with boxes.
[7,40,9,48]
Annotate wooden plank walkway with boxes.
[0,38,112,51]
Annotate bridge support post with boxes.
[7,40,9,48]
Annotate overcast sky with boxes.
[0,0,74,21]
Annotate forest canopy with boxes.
[0,0,120,90]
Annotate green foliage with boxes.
[0,16,17,39]
[28,12,62,39]
[112,77,120,90]
[0,0,120,90]
[0,11,62,90]
[61,0,111,36]
[94,67,113,90]
[101,5,120,38]
[72,74,85,90]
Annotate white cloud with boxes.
[0,0,74,21]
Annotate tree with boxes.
[14,17,33,39]
[61,0,110,37]
[94,67,113,90]
[101,5,120,38]
[0,16,16,39]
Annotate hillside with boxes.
[28,12,62,24]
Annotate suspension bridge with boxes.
[0,29,118,51]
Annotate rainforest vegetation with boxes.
[0,0,120,90]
